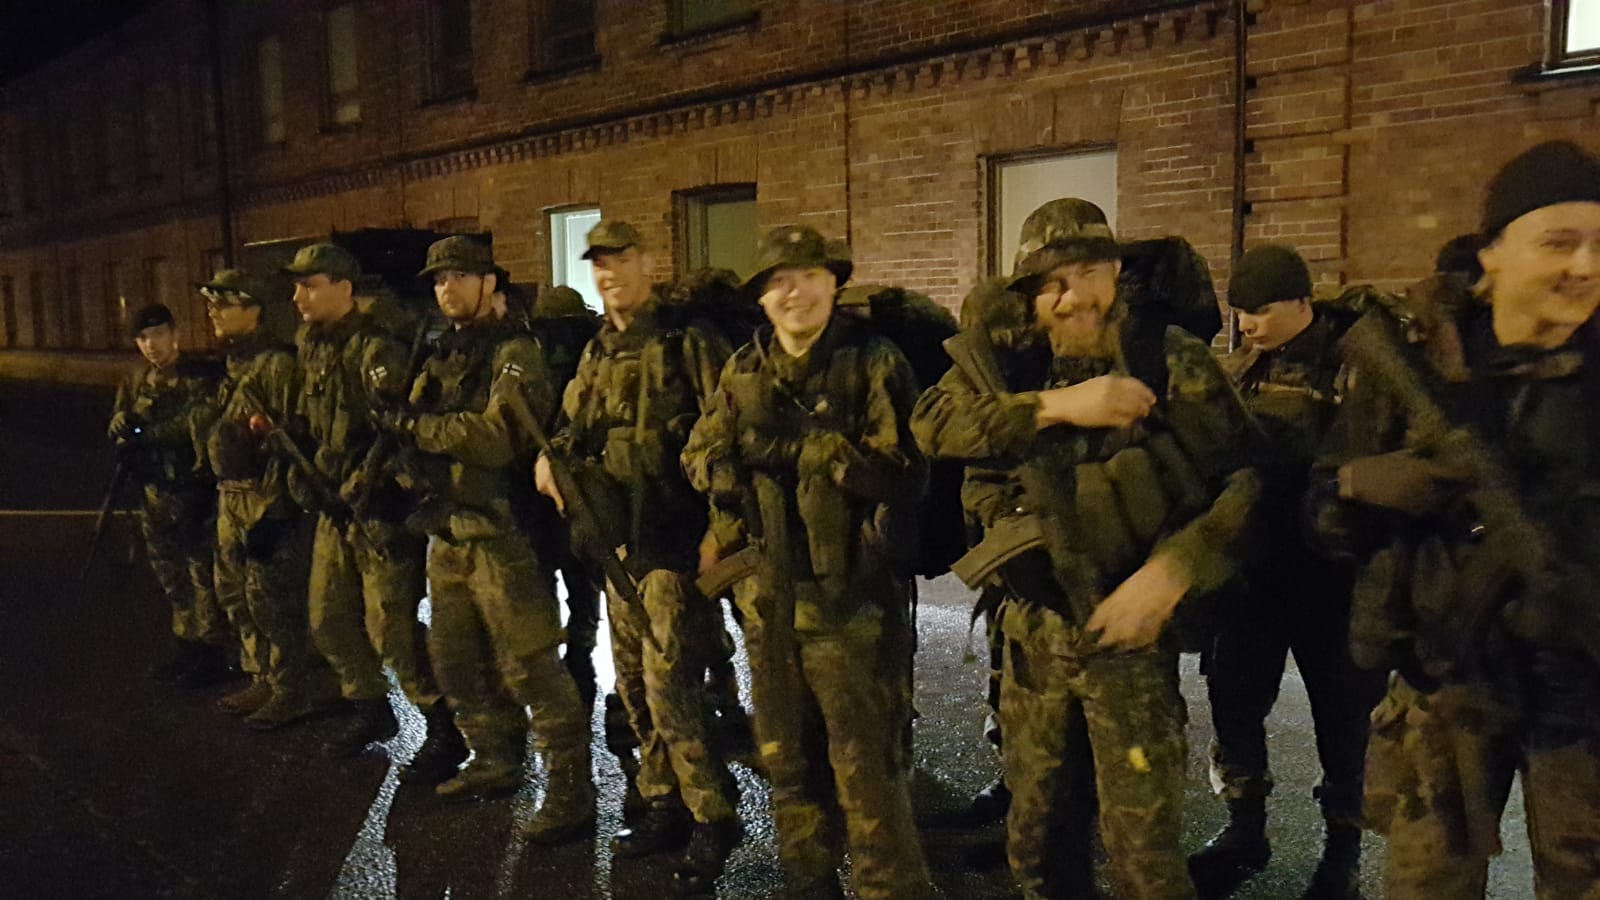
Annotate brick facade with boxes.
[1,0,1597,360]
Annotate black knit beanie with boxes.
[1228,244,1312,312]
[1481,141,1600,238]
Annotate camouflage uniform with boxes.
[912,208,1260,898]
[199,300,335,716]
[289,250,438,723]
[1314,275,1600,899]
[550,290,737,828]
[111,353,226,652]
[684,228,931,898]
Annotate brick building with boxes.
[0,0,1597,374]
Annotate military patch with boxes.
[502,361,524,379]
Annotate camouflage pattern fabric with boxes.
[136,487,224,644]
[999,599,1193,900]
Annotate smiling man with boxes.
[1313,140,1600,900]
[912,199,1261,900]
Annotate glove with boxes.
[1338,449,1466,516]
[376,408,417,438]
[798,432,852,482]
[108,411,142,446]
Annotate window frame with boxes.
[666,0,758,41]
[1,275,16,348]
[546,204,605,314]
[427,0,477,103]
[673,183,758,280]
[255,33,288,147]
[983,145,1119,279]
[1553,0,1600,68]
[324,2,363,129]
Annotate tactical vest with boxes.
[209,335,297,483]
[295,311,401,485]
[119,356,218,489]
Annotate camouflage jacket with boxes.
[404,318,557,539]
[197,331,300,524]
[683,314,927,629]
[1313,276,1600,710]
[912,312,1261,627]
[292,309,413,518]
[551,297,730,570]
[110,353,221,493]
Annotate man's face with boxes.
[590,248,651,317]
[433,270,495,323]
[1032,258,1121,356]
[758,266,837,346]
[205,295,262,340]
[292,273,353,324]
[1480,202,1600,344]
[1235,298,1313,352]
[135,323,179,367]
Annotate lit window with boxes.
[1555,0,1600,66]
[677,185,758,279]
[326,4,362,125]
[257,35,286,144]
[988,149,1118,277]
[549,206,604,313]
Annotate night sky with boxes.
[0,0,153,81]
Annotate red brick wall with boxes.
[4,0,1600,356]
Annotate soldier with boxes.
[283,243,461,769]
[194,270,340,727]
[532,220,741,864]
[1311,141,1600,899]
[108,303,231,687]
[1189,245,1385,899]
[912,199,1261,900]
[377,236,594,832]
[684,225,932,899]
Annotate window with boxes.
[428,0,475,100]
[1,276,16,348]
[28,271,48,347]
[1554,0,1600,67]
[135,81,162,179]
[548,205,603,313]
[529,0,596,73]
[676,184,758,279]
[193,60,217,167]
[987,148,1118,277]
[63,266,84,349]
[104,262,128,349]
[257,35,287,145]
[326,4,362,126]
[671,0,754,36]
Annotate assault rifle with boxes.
[78,457,131,590]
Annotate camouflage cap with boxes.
[742,225,853,295]
[282,242,361,283]
[418,235,497,278]
[1228,244,1312,312]
[580,219,645,260]
[131,302,175,335]
[197,268,272,307]
[1008,198,1120,294]
[532,284,590,318]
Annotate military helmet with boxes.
[419,235,496,278]
[282,242,362,284]
[742,225,853,295]
[580,219,646,260]
[198,268,273,308]
[533,284,590,318]
[1009,198,1120,294]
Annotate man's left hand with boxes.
[1087,552,1193,650]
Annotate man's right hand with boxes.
[1036,375,1157,430]
[534,453,565,514]
[108,411,139,443]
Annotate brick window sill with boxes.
[1512,60,1600,90]
[523,55,601,86]
[421,88,477,110]
[1511,61,1600,119]
[659,12,760,50]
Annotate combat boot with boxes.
[1301,823,1362,900]
[671,818,744,897]
[613,798,693,858]
[217,679,273,716]
[967,778,1012,825]
[1189,796,1271,899]
[522,753,597,846]
[435,755,523,801]
[247,689,337,730]
[177,643,240,689]
[322,698,400,758]
[399,701,469,786]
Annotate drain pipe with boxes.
[1228,0,1249,350]
[206,0,237,266]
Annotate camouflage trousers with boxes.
[1204,584,1384,823]
[427,531,588,772]
[307,514,439,707]
[732,576,930,899]
[606,569,737,824]
[214,487,334,698]
[999,599,1195,900]
[1366,675,1600,899]
[138,487,225,645]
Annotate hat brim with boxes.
[1007,238,1122,295]
[579,243,636,261]
[741,260,853,298]
[417,262,498,278]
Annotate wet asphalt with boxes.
[0,379,1539,898]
